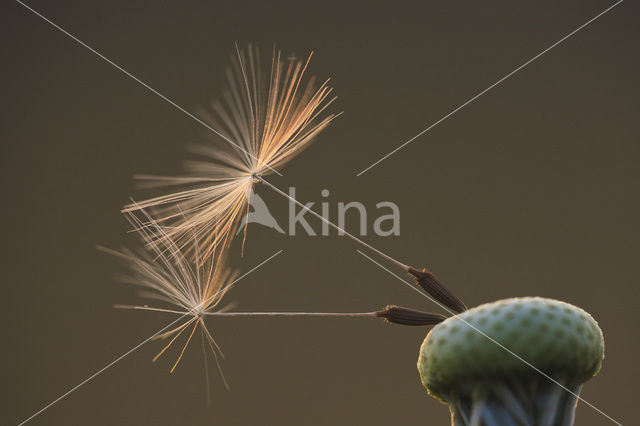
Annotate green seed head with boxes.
[418,297,604,401]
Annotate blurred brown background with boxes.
[2,0,638,425]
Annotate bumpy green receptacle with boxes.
[418,297,604,425]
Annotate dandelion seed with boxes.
[107,206,445,398]
[104,207,239,386]
[123,44,340,261]
[123,43,465,317]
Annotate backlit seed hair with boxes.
[104,207,239,388]
[123,44,339,261]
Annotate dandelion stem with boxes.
[202,311,378,317]
[254,175,410,271]
[117,304,445,326]
[204,306,445,326]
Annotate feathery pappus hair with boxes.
[123,44,340,260]
[105,207,240,391]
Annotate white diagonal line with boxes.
[14,0,282,177]
[356,0,623,176]
[356,250,622,425]
[16,315,186,426]
[17,250,283,425]
[198,249,283,309]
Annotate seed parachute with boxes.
[123,45,340,261]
